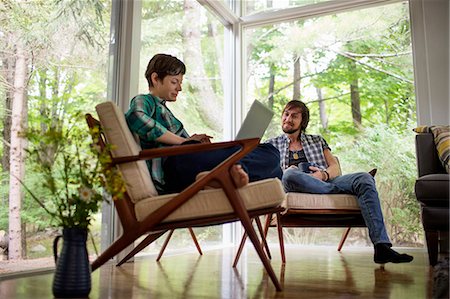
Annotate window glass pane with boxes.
[0,0,112,273]
[245,1,419,247]
[137,0,226,255]
[244,0,332,16]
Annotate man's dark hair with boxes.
[283,100,310,132]
[145,54,186,88]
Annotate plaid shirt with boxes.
[265,133,331,170]
[125,94,189,192]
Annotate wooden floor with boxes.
[0,245,439,298]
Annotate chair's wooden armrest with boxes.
[111,138,260,164]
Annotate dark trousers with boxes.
[163,143,282,193]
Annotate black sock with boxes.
[374,243,414,264]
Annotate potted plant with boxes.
[20,112,125,298]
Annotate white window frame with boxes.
[105,0,448,251]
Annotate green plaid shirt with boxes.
[125,94,189,192]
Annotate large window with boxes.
[244,1,419,246]
[0,0,112,272]
[134,0,229,255]
[2,0,446,274]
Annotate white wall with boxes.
[410,0,450,125]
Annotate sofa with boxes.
[415,131,450,266]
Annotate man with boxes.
[266,100,413,264]
[125,53,282,194]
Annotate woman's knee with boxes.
[258,143,281,165]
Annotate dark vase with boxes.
[52,227,91,298]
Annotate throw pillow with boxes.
[413,125,450,173]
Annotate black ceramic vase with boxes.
[52,227,91,298]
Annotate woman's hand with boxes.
[186,134,213,144]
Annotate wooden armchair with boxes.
[86,101,286,291]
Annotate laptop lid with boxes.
[235,100,274,140]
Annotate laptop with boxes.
[235,100,274,140]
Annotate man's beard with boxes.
[282,123,301,134]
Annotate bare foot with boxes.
[230,164,249,188]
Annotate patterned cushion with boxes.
[414,126,450,173]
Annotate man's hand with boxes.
[309,166,324,180]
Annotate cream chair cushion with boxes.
[96,102,159,202]
[135,178,286,223]
[284,193,360,211]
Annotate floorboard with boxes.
[0,245,439,298]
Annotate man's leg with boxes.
[282,167,340,193]
[331,172,391,245]
[331,172,413,264]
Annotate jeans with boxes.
[163,143,283,193]
[282,167,391,245]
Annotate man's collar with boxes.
[283,132,303,143]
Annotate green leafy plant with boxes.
[20,112,125,229]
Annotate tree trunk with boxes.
[316,87,328,130]
[8,41,28,260]
[1,55,14,173]
[182,0,222,131]
[293,55,301,101]
[349,60,362,128]
[208,20,224,94]
[268,63,275,109]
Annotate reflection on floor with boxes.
[0,245,437,298]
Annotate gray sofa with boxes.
[415,132,450,266]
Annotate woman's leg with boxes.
[239,143,283,182]
[163,143,282,193]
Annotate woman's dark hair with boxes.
[145,54,186,88]
[283,100,310,132]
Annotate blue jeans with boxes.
[282,168,391,245]
[163,143,283,193]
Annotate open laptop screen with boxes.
[235,100,274,140]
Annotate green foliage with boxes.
[334,124,422,245]
[21,112,125,229]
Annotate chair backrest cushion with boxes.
[96,101,158,202]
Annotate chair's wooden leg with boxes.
[263,213,273,238]
[156,230,175,262]
[188,227,203,256]
[116,231,167,266]
[425,230,439,266]
[233,221,250,267]
[222,181,282,291]
[91,234,139,271]
[240,213,282,291]
[338,227,352,252]
[255,216,272,260]
[275,212,286,264]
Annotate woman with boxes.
[125,53,282,194]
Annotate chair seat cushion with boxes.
[134,178,286,223]
[415,174,450,204]
[284,192,360,211]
